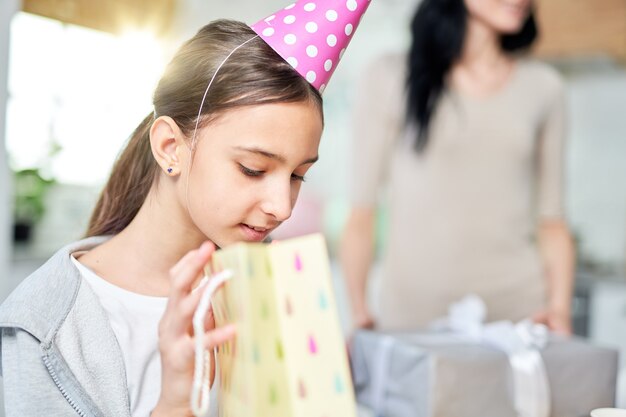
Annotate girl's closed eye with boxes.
[239,163,307,182]
[239,164,264,177]
[291,173,306,182]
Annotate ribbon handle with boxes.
[190,270,233,417]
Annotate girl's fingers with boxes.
[203,324,236,349]
[161,242,215,337]
[169,241,215,302]
[177,275,228,326]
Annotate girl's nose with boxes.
[260,180,293,222]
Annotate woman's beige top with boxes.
[350,54,566,330]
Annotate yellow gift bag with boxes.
[207,234,357,417]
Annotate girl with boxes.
[0,0,370,414]
[341,0,576,333]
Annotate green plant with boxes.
[13,168,55,225]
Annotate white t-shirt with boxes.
[71,256,168,417]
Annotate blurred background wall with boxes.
[0,0,625,408]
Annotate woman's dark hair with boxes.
[407,0,537,150]
[87,20,322,237]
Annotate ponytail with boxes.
[86,113,159,237]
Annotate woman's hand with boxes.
[352,308,376,330]
[152,241,236,417]
[532,307,572,336]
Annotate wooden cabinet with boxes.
[534,0,626,60]
[21,0,176,35]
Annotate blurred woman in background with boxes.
[340,0,575,333]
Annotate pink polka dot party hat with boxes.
[251,0,371,93]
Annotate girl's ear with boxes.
[150,116,185,176]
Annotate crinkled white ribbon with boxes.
[190,270,233,417]
[433,295,551,417]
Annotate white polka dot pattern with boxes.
[287,57,299,68]
[305,22,318,33]
[284,34,297,45]
[251,0,371,92]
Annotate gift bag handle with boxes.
[191,270,233,417]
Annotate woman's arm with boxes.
[341,55,404,330]
[535,219,576,334]
[532,70,574,334]
[339,207,376,329]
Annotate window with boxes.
[7,12,165,186]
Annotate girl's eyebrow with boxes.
[234,146,319,165]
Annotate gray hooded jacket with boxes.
[0,237,131,417]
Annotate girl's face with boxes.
[464,0,531,34]
[184,100,323,248]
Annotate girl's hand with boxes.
[152,242,236,417]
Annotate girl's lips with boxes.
[239,224,270,242]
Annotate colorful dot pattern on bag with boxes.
[253,344,260,363]
[318,290,328,310]
[294,253,303,272]
[252,0,371,92]
[334,373,344,393]
[276,339,284,360]
[265,257,273,277]
[308,334,318,354]
[298,378,307,399]
[210,235,357,416]
[269,383,278,405]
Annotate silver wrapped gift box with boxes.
[350,331,618,417]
